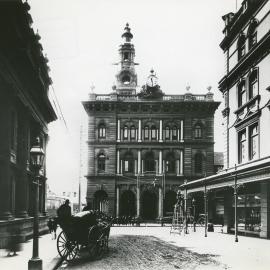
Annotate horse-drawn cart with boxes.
[56,211,111,262]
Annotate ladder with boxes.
[170,202,185,234]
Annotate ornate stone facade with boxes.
[83,24,220,219]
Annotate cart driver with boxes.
[57,199,71,221]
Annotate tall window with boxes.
[144,126,149,140]
[248,20,257,50]
[97,153,106,173]
[238,129,247,164]
[151,125,157,140]
[237,34,246,60]
[123,126,128,140]
[249,124,258,160]
[238,80,246,107]
[194,125,202,139]
[98,124,106,138]
[124,153,134,173]
[130,126,136,140]
[172,126,177,140]
[165,126,170,140]
[249,70,258,99]
[194,153,203,174]
[144,152,155,172]
[166,153,175,174]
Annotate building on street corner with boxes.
[0,0,57,247]
[181,0,270,238]
[83,24,220,220]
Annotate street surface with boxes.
[59,226,226,270]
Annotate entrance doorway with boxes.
[120,190,136,216]
[141,190,157,220]
[164,190,177,216]
[93,190,109,214]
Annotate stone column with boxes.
[117,150,120,174]
[116,186,120,217]
[117,119,120,142]
[158,186,163,219]
[136,174,140,217]
[138,120,142,142]
[159,120,163,142]
[159,150,162,175]
[16,171,29,218]
[180,150,184,175]
[180,120,184,141]
[137,150,141,174]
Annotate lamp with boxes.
[28,137,44,270]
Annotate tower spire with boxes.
[121,23,133,43]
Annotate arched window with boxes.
[123,152,134,173]
[97,153,106,173]
[123,126,128,140]
[130,125,136,140]
[151,125,157,140]
[238,79,246,107]
[144,126,149,140]
[172,126,177,140]
[248,19,258,50]
[194,153,203,174]
[165,126,170,140]
[237,33,246,60]
[166,153,176,174]
[144,152,155,173]
[194,125,202,139]
[98,124,106,139]
[248,70,258,99]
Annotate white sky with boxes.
[28,0,237,197]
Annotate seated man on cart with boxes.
[57,199,72,230]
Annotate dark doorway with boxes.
[141,190,157,220]
[93,190,109,214]
[120,190,136,216]
[164,190,177,216]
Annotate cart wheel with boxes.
[57,231,79,262]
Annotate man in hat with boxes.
[57,199,72,229]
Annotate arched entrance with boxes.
[164,190,177,216]
[141,190,157,220]
[120,190,136,216]
[93,190,109,214]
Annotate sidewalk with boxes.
[0,233,61,270]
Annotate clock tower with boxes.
[115,23,138,95]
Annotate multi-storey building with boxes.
[0,1,57,247]
[181,0,270,238]
[83,24,220,220]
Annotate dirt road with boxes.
[59,234,227,270]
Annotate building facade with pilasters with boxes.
[181,0,270,238]
[0,1,57,247]
[83,24,220,220]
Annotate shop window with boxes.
[172,126,177,140]
[238,129,247,164]
[248,70,258,99]
[130,126,136,140]
[194,153,203,174]
[151,125,157,140]
[98,124,106,139]
[97,153,106,173]
[238,80,246,107]
[249,124,258,160]
[237,34,246,61]
[144,126,149,140]
[248,20,258,50]
[123,126,128,140]
[165,126,170,140]
[194,125,202,139]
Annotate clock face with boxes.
[147,75,158,87]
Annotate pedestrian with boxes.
[51,218,58,239]
[6,227,22,256]
[47,218,54,239]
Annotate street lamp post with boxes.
[28,137,45,270]
[192,198,196,232]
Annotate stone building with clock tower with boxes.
[83,24,220,220]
